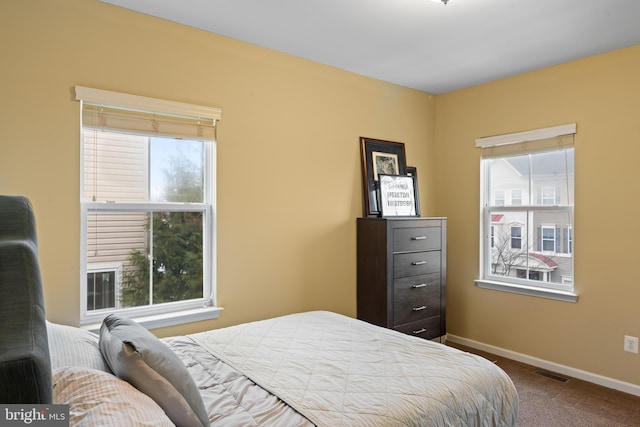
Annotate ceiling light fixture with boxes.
[431,0,449,5]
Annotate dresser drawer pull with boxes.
[412,305,427,311]
[413,328,427,334]
[411,236,427,241]
[412,283,427,289]
[412,261,427,266]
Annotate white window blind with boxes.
[476,123,575,158]
[75,86,221,141]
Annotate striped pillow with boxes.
[53,366,174,426]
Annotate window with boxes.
[87,269,117,311]
[490,225,495,248]
[76,86,222,328]
[541,226,556,252]
[476,124,576,302]
[510,226,522,249]
[566,227,573,254]
[541,187,556,205]
[511,189,523,205]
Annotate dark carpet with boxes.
[447,342,640,427]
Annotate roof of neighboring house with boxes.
[491,214,504,222]
[511,252,559,271]
[529,252,559,268]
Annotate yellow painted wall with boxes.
[435,44,640,385]
[0,1,434,335]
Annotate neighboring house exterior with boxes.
[489,154,574,285]
[84,131,149,311]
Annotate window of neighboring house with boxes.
[476,123,577,302]
[567,226,573,254]
[494,189,505,206]
[541,226,556,252]
[541,187,556,205]
[510,226,522,249]
[87,269,117,311]
[511,189,523,205]
[76,86,222,329]
[490,225,495,248]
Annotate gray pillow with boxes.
[99,314,209,427]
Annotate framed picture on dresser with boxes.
[379,174,418,217]
[360,137,407,217]
[406,166,421,217]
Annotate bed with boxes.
[0,195,519,426]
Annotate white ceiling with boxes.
[99,0,640,94]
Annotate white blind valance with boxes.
[75,86,221,141]
[476,123,575,158]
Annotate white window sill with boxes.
[475,279,578,303]
[82,306,223,333]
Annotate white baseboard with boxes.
[446,334,640,397]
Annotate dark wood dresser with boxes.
[356,217,446,341]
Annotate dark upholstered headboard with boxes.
[0,195,52,403]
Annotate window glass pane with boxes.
[86,210,204,311]
[86,211,147,269]
[150,138,204,203]
[490,157,529,205]
[83,131,148,202]
[489,209,573,286]
[149,211,204,305]
[531,149,574,205]
[86,210,148,309]
[489,211,527,276]
[490,149,574,207]
[83,131,204,203]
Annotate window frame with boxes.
[475,124,577,303]
[76,86,222,329]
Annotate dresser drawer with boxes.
[393,251,441,278]
[393,273,442,325]
[393,226,441,253]
[393,274,441,325]
[394,316,441,340]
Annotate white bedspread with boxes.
[190,311,518,426]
